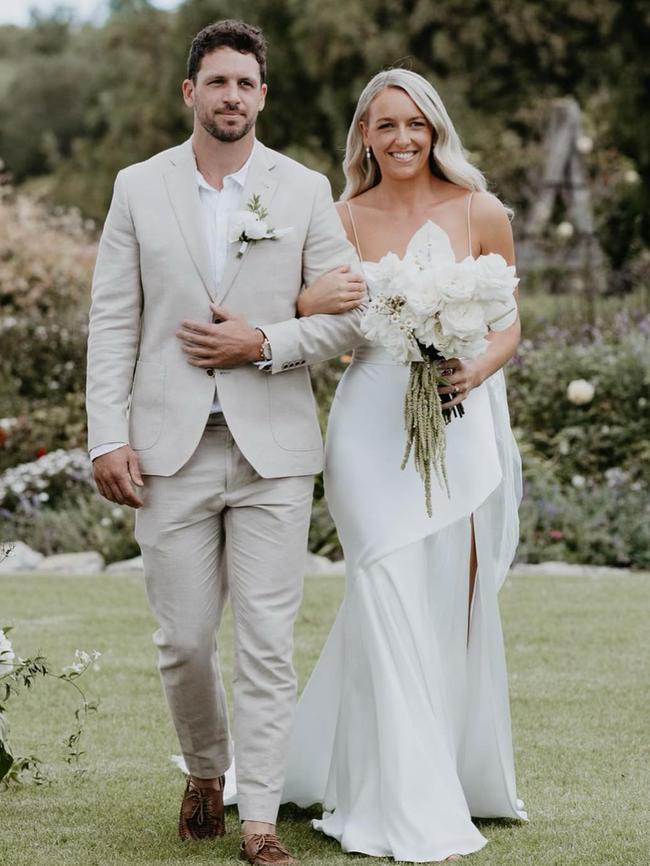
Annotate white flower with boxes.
[623,168,640,186]
[472,253,519,302]
[361,297,420,363]
[571,474,586,489]
[403,271,443,319]
[556,221,575,240]
[438,300,487,338]
[0,630,15,676]
[436,260,477,303]
[567,379,595,405]
[228,210,269,242]
[100,517,111,527]
[576,135,593,155]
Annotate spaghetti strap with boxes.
[466,191,475,256]
[345,201,364,260]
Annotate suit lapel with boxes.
[164,139,216,301]
[216,143,278,306]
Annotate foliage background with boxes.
[0,0,648,567]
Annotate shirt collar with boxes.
[195,139,257,192]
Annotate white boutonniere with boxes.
[229,194,293,257]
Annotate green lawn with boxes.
[0,571,648,866]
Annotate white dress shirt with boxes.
[90,142,257,461]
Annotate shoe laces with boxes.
[243,833,291,859]
[186,783,212,825]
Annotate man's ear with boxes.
[181,78,195,109]
[258,82,268,113]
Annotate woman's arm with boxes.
[296,200,366,316]
[438,192,521,408]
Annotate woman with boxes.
[280,69,527,862]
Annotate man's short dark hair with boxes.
[187,19,267,83]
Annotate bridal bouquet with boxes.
[360,221,518,516]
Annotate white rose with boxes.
[438,300,487,338]
[473,253,518,302]
[388,260,425,300]
[370,252,405,294]
[426,319,487,359]
[228,211,268,242]
[0,630,15,676]
[403,271,443,318]
[623,168,640,186]
[567,379,595,405]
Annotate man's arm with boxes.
[86,170,143,450]
[86,171,145,508]
[260,174,367,373]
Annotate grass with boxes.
[0,570,648,866]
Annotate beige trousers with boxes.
[134,415,314,823]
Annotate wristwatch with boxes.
[256,328,272,362]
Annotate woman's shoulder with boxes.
[469,191,514,257]
[469,190,511,226]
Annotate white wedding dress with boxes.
[225,211,527,861]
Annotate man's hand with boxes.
[176,304,264,369]
[92,445,144,508]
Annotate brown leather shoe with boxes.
[239,833,299,865]
[178,775,226,841]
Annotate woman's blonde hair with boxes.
[341,68,487,201]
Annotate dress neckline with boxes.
[346,194,475,264]
[361,219,473,267]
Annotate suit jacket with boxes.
[86,139,366,478]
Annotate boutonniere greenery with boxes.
[229,194,293,257]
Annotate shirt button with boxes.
[206,368,215,377]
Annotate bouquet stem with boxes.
[401,360,450,517]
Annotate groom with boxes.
[86,19,365,865]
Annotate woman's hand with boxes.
[297,265,366,316]
[436,357,484,410]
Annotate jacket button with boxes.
[206,368,215,377]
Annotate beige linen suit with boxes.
[86,139,365,821]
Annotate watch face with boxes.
[263,340,272,361]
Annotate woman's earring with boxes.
[365,146,372,161]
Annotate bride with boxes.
[279,68,527,861]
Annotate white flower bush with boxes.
[566,378,596,405]
[0,448,92,514]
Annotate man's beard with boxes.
[199,109,256,143]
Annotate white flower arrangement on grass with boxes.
[360,221,518,516]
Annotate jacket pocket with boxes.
[267,369,323,452]
[129,358,165,451]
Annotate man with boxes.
[86,19,365,866]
